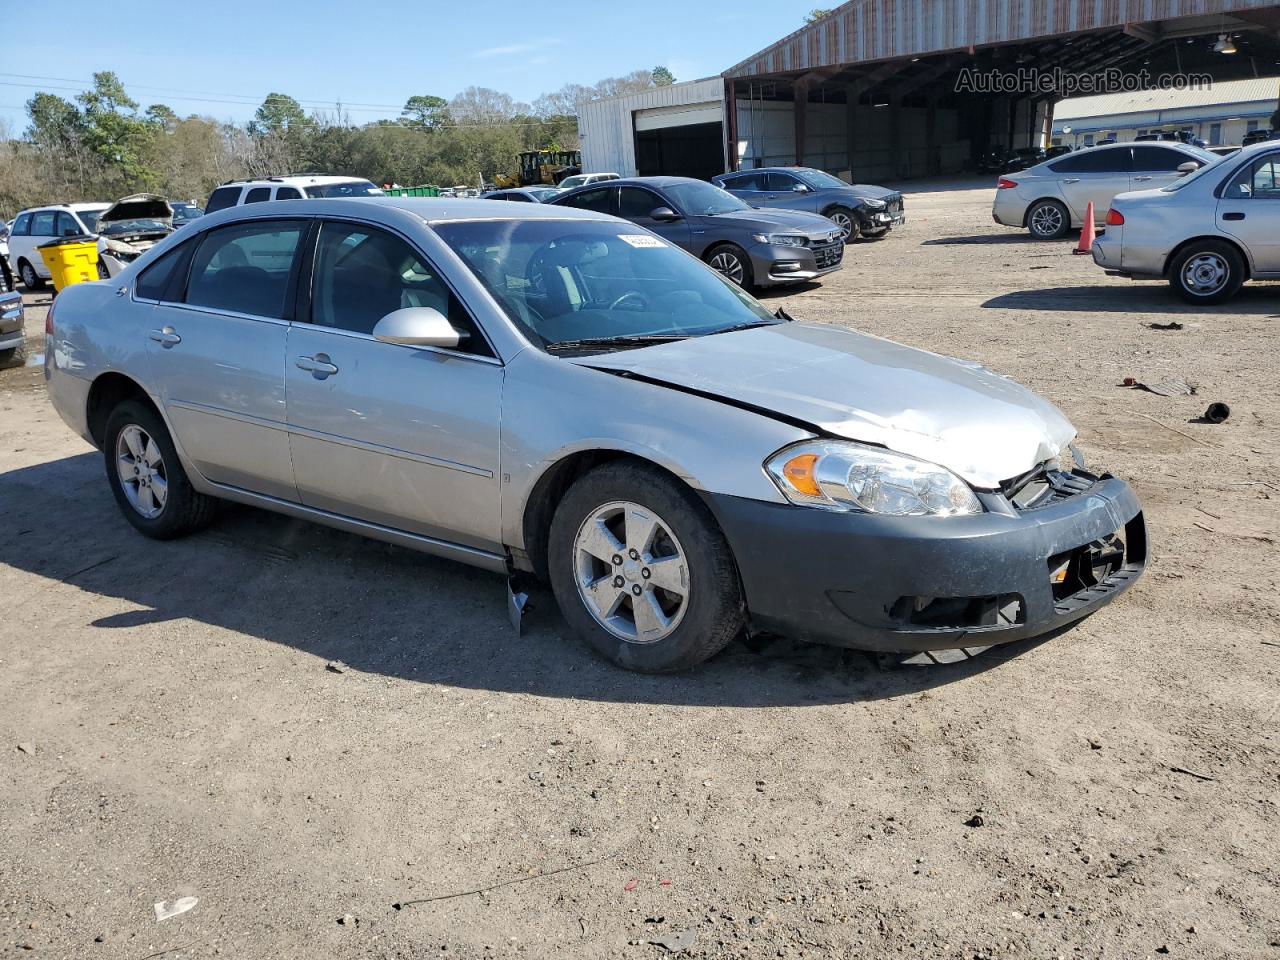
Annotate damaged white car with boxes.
[96,194,176,279]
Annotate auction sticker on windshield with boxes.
[619,234,666,248]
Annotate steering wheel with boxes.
[608,290,649,312]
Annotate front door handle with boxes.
[1133,176,1154,182]
[1222,211,1246,221]
[1062,178,1081,184]
[148,327,181,347]
[296,354,339,377]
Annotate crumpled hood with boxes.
[711,208,842,237]
[571,323,1075,490]
[100,193,173,226]
[843,184,898,201]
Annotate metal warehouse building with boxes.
[580,0,1280,182]
[1053,76,1280,147]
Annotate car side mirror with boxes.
[373,307,468,348]
[1177,161,1200,176]
[649,206,682,223]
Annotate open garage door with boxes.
[634,102,725,181]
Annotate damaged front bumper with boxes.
[703,475,1145,653]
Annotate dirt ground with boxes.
[1,178,1277,960]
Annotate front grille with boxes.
[813,243,844,268]
[1002,465,1097,510]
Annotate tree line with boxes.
[0,66,677,218]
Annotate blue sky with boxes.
[0,0,808,131]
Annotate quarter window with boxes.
[185,221,303,318]
[135,241,194,301]
[204,186,241,213]
[244,187,271,204]
[309,222,489,354]
[11,213,31,236]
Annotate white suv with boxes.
[203,175,383,214]
[8,203,109,289]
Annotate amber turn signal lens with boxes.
[782,454,821,496]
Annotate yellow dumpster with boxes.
[38,236,100,293]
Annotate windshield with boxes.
[304,180,383,198]
[798,169,852,190]
[526,188,560,201]
[172,204,203,221]
[101,218,171,235]
[663,181,748,216]
[77,209,104,232]
[434,219,778,352]
[559,176,587,189]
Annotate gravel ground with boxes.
[1,178,1277,960]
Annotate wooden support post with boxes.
[725,79,739,172]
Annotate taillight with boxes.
[45,295,56,336]
[997,178,1018,189]
[1106,209,1125,226]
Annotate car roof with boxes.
[190,196,619,228]
[18,202,109,214]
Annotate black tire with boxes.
[103,400,217,539]
[1167,240,1245,305]
[0,346,18,366]
[825,206,860,242]
[548,460,745,673]
[18,259,45,291]
[1026,199,1070,241]
[705,243,755,290]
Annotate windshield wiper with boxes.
[706,319,782,337]
[545,334,689,353]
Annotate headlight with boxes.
[861,198,886,210]
[752,233,807,247]
[766,440,983,517]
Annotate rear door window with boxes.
[204,187,242,213]
[185,221,303,319]
[244,187,272,204]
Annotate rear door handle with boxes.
[148,327,181,347]
[1062,178,1080,184]
[296,354,338,377]
[1133,176,1154,182]
[1222,211,1246,221]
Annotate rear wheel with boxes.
[548,461,745,672]
[0,346,17,366]
[18,259,45,290]
[103,400,217,539]
[1026,200,1070,240]
[706,243,754,289]
[1168,240,1245,305]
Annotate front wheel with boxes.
[706,243,754,289]
[548,461,745,673]
[1168,241,1245,305]
[826,206,859,242]
[103,400,218,539]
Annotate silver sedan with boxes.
[45,198,1145,671]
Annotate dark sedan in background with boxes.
[711,166,904,242]
[550,176,844,290]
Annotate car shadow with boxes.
[983,284,1280,315]
[755,281,824,300]
[922,233,1044,246]
[2,453,1056,708]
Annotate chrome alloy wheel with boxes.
[573,500,689,644]
[20,261,38,288]
[1181,252,1230,296]
[709,250,746,286]
[1029,203,1064,238]
[829,210,854,240]
[115,424,168,519]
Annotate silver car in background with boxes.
[993,141,1216,240]
[44,198,1145,672]
[1092,140,1280,303]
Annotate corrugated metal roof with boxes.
[1056,76,1280,120]
[725,0,1280,78]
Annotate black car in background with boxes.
[550,176,845,290]
[711,167,903,242]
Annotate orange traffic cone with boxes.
[1073,201,1096,254]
